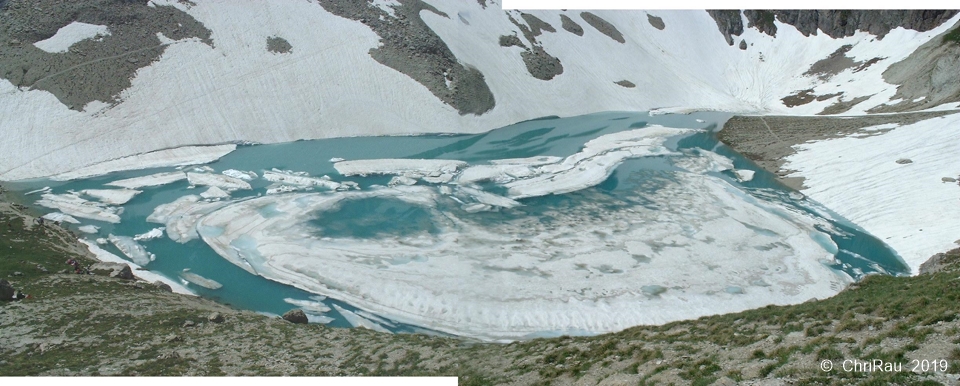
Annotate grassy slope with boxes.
[2,191,960,384]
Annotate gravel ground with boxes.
[717,111,957,190]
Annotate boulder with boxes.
[207,312,225,324]
[282,309,308,324]
[0,279,15,300]
[153,281,173,292]
[89,262,134,280]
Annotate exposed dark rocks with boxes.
[207,312,225,324]
[706,10,743,46]
[896,158,913,164]
[282,309,308,324]
[520,13,555,36]
[507,13,563,81]
[498,34,525,48]
[559,14,583,36]
[89,262,133,280]
[781,89,816,107]
[942,177,957,183]
[153,280,172,292]
[580,12,624,43]
[614,80,635,88]
[804,44,886,82]
[316,0,495,115]
[818,95,871,115]
[869,20,960,114]
[919,248,960,274]
[739,39,747,50]
[707,10,958,46]
[0,0,213,110]
[520,49,562,81]
[646,14,665,30]
[266,36,292,54]
[0,279,15,300]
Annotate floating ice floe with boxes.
[36,193,121,223]
[41,212,80,224]
[179,269,223,290]
[735,169,756,182]
[457,186,521,209]
[33,22,110,53]
[222,169,258,180]
[134,227,166,241]
[262,169,341,190]
[329,157,345,163]
[79,239,193,295]
[106,171,187,189]
[674,148,735,174]
[24,187,51,195]
[77,225,100,234]
[283,298,332,314]
[82,189,142,205]
[504,126,690,199]
[186,172,251,191]
[200,186,230,199]
[147,195,232,243]
[332,304,391,333]
[108,234,155,266]
[388,176,417,186]
[334,159,467,177]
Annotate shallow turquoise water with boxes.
[7,111,910,335]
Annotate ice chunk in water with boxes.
[108,234,154,265]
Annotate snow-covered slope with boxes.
[1,2,958,180]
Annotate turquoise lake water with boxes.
[7,111,910,336]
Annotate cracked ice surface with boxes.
[195,164,849,341]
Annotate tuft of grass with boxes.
[944,27,960,44]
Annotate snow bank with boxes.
[33,22,110,53]
[41,212,79,224]
[784,112,960,271]
[48,145,236,181]
[80,239,194,295]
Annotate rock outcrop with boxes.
[282,309,308,324]
[0,279,15,300]
[708,10,958,43]
[89,262,133,280]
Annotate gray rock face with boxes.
[707,10,958,44]
[316,0,495,116]
[282,309,308,324]
[507,13,563,81]
[266,36,292,54]
[647,14,665,30]
[90,262,133,280]
[559,14,584,36]
[579,12,625,44]
[739,39,747,50]
[0,0,212,110]
[706,10,743,46]
[869,21,960,113]
[0,279,15,300]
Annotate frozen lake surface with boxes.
[9,111,908,341]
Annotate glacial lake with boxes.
[7,111,909,341]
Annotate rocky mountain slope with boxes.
[1,2,959,181]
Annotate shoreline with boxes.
[716,110,957,191]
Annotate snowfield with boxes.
[1,3,958,181]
